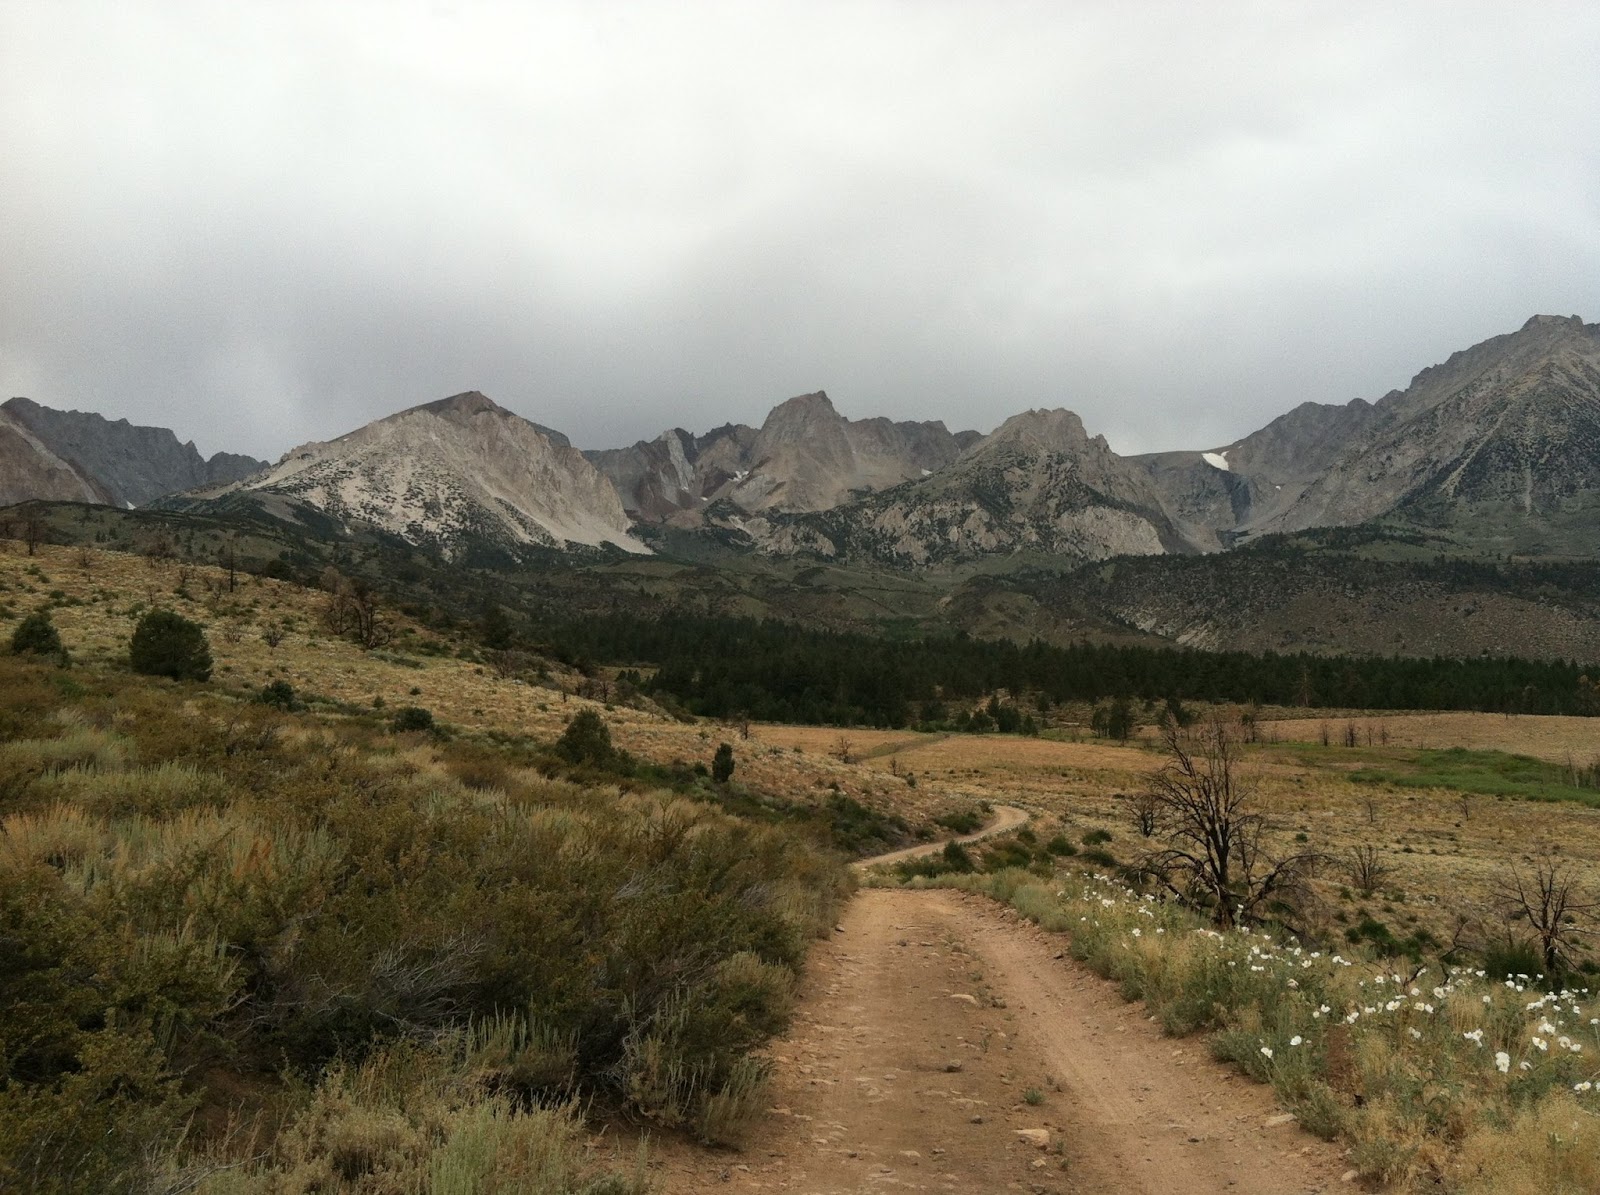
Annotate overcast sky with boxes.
[4,2,1599,461]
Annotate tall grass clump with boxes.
[939,867,1600,1191]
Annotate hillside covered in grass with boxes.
[0,605,850,1192]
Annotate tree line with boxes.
[526,610,1600,727]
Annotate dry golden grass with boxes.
[1265,711,1600,763]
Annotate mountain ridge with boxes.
[6,312,1598,569]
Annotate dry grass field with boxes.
[8,538,1600,952]
[1265,710,1600,762]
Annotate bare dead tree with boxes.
[319,567,392,649]
[1345,843,1391,897]
[346,579,393,650]
[22,509,46,557]
[261,624,285,650]
[1125,790,1160,838]
[320,566,357,636]
[487,648,532,679]
[218,533,239,593]
[1139,717,1322,930]
[1499,859,1597,976]
[144,531,175,567]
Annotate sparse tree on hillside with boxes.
[712,742,735,784]
[21,509,46,557]
[1125,790,1160,838]
[555,709,620,770]
[11,610,63,658]
[480,603,514,651]
[129,609,212,681]
[320,567,392,649]
[218,533,239,593]
[1139,717,1321,929]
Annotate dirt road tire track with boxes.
[860,804,1030,871]
[656,887,1348,1194]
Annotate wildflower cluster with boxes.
[944,866,1600,1189]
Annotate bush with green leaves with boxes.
[390,705,434,733]
[255,679,299,709]
[9,609,63,658]
[555,708,621,769]
[128,609,212,681]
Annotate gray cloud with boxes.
[3,1,1598,460]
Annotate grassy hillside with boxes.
[0,544,854,1193]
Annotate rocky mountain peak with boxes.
[235,392,644,558]
[975,408,1091,457]
[414,390,505,419]
[757,391,839,439]
[1522,313,1586,331]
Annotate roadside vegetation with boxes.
[0,653,849,1193]
[887,716,1600,1192]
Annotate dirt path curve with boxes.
[859,804,1030,870]
[654,888,1349,1195]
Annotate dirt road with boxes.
[655,888,1349,1194]
[860,804,1031,870]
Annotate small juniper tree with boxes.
[129,609,213,681]
[711,742,735,784]
[555,709,619,770]
[10,610,63,658]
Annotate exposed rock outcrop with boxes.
[2,397,265,508]
[739,407,1179,565]
[0,407,114,506]
[228,391,646,557]
[587,391,978,523]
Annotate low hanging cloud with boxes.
[3,1,1598,461]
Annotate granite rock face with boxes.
[736,407,1179,565]
[0,406,115,506]
[1133,315,1600,555]
[229,391,647,558]
[1,397,265,508]
[587,391,978,523]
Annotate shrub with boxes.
[256,679,299,709]
[711,742,735,784]
[554,709,619,770]
[935,807,983,835]
[10,610,62,658]
[390,705,434,733]
[129,610,212,681]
